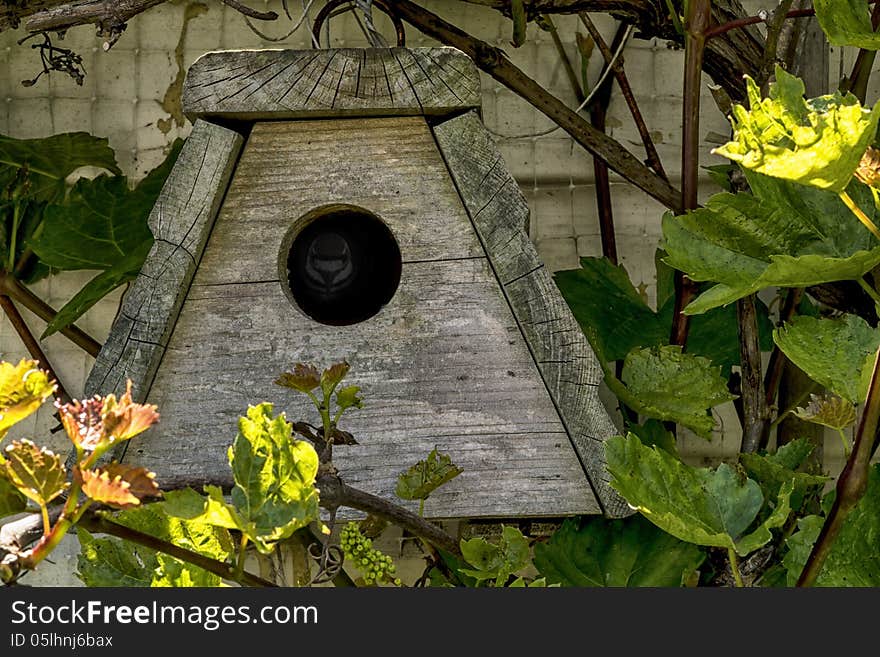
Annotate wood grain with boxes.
[134,116,599,519]
[84,120,243,402]
[433,110,629,517]
[182,48,481,121]
[193,118,484,286]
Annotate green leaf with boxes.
[606,434,793,556]
[0,474,26,519]
[510,0,527,47]
[334,385,363,414]
[773,314,880,403]
[0,359,55,441]
[152,553,223,587]
[459,525,531,587]
[228,403,320,553]
[111,500,234,586]
[3,439,68,507]
[0,132,120,203]
[611,346,736,438]
[784,467,880,585]
[740,440,828,513]
[794,393,858,431]
[42,240,152,338]
[554,256,772,375]
[814,0,880,49]
[713,66,880,192]
[30,175,153,271]
[662,174,880,313]
[534,516,704,587]
[395,448,463,502]
[628,419,678,455]
[554,257,668,362]
[76,529,156,587]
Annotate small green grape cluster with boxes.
[339,522,402,586]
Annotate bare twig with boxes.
[578,12,667,180]
[219,0,277,21]
[0,271,102,358]
[0,295,70,404]
[390,0,683,212]
[763,287,803,410]
[669,0,710,347]
[757,0,795,88]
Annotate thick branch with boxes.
[317,474,461,556]
[797,347,880,586]
[737,294,769,453]
[393,0,683,211]
[26,0,167,34]
[457,0,765,102]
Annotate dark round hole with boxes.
[285,207,402,326]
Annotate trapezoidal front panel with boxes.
[130,117,599,519]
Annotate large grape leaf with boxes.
[0,359,55,441]
[554,256,772,373]
[772,314,880,403]
[76,530,156,587]
[607,346,736,438]
[166,404,320,554]
[533,515,704,587]
[713,65,880,192]
[783,465,880,586]
[0,132,120,203]
[662,173,880,314]
[606,434,793,556]
[228,403,320,552]
[28,140,182,337]
[77,502,233,587]
[814,0,880,49]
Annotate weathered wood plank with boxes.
[140,262,600,519]
[433,110,629,517]
[84,120,243,401]
[182,48,481,121]
[193,118,484,286]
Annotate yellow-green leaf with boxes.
[0,359,55,441]
[713,66,880,192]
[814,0,880,49]
[3,439,68,507]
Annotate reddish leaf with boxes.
[80,463,159,509]
[102,380,160,443]
[320,361,350,396]
[57,397,105,450]
[275,363,321,393]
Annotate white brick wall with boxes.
[0,1,856,585]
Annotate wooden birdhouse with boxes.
[85,47,627,519]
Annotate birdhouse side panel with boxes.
[434,111,629,517]
[85,119,243,403]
